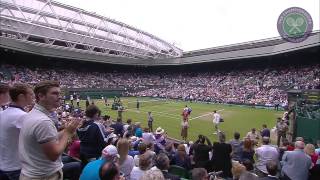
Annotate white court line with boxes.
[189,109,224,121]
[126,108,181,120]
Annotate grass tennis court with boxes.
[76,97,283,142]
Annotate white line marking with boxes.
[189,109,224,121]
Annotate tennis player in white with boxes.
[213,110,221,134]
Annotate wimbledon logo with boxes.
[277,7,313,43]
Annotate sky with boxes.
[57,0,319,51]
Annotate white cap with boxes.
[102,145,118,157]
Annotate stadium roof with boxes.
[0,0,183,59]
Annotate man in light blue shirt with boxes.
[281,141,312,180]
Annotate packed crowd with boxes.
[0,81,319,180]
[1,63,319,106]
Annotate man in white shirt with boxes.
[213,110,221,134]
[0,83,34,180]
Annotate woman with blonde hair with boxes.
[117,138,134,179]
[304,144,319,166]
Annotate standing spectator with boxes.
[193,135,212,170]
[276,119,288,146]
[147,112,154,132]
[304,144,318,166]
[260,124,270,138]
[0,83,10,111]
[241,138,255,163]
[255,137,279,177]
[229,132,243,162]
[212,132,232,178]
[19,81,81,179]
[117,138,134,179]
[281,141,312,180]
[0,84,34,180]
[134,142,147,167]
[246,128,260,145]
[172,144,192,170]
[77,105,106,167]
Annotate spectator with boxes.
[130,153,153,180]
[246,128,260,145]
[255,137,279,177]
[141,169,165,180]
[155,153,180,180]
[0,83,34,180]
[0,83,10,110]
[281,141,312,180]
[229,132,243,162]
[19,81,81,179]
[110,118,124,137]
[77,105,106,167]
[134,142,147,167]
[172,144,192,170]
[191,168,208,180]
[99,161,124,180]
[212,132,232,178]
[117,138,134,179]
[154,127,167,154]
[80,145,119,180]
[241,138,255,163]
[276,118,288,147]
[260,124,270,138]
[260,160,279,180]
[193,135,212,170]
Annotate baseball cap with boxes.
[102,145,118,158]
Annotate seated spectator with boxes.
[154,153,180,180]
[229,132,243,162]
[231,161,246,180]
[134,142,147,166]
[260,160,279,180]
[77,105,106,167]
[130,153,153,180]
[154,127,167,153]
[172,144,192,170]
[142,127,155,145]
[99,161,123,180]
[191,168,209,180]
[141,169,165,180]
[117,138,134,179]
[80,145,119,180]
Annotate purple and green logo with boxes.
[277,7,313,43]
